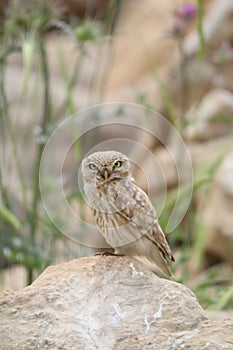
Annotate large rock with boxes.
[0,256,232,349]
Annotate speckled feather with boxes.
[81,151,175,276]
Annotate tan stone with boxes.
[203,150,233,266]
[0,257,232,349]
[185,89,233,141]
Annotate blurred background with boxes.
[0,0,232,318]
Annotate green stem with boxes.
[57,53,81,117]
[40,38,50,127]
[0,59,9,206]
[151,67,177,126]
[28,37,51,284]
[0,52,28,209]
[0,171,10,208]
[103,0,123,34]
[178,38,189,121]
[197,0,205,61]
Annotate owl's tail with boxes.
[151,251,173,277]
[138,236,173,276]
[116,237,174,276]
[138,249,173,277]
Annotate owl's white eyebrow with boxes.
[87,162,97,166]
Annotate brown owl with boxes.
[81,150,175,276]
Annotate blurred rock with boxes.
[187,263,233,312]
[185,89,233,141]
[169,0,233,113]
[203,150,233,266]
[113,0,233,114]
[136,146,181,196]
[105,0,182,100]
[64,0,109,19]
[208,310,233,322]
[184,0,233,53]
[0,266,27,291]
[1,256,233,349]
[189,136,233,171]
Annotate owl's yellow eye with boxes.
[89,163,97,170]
[114,160,122,168]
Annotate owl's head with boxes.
[81,150,131,185]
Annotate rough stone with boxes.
[0,256,232,349]
[203,150,233,266]
[185,89,233,141]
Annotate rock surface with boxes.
[0,256,232,349]
[185,89,233,141]
[203,150,233,266]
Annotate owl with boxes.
[81,150,175,276]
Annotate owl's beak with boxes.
[103,168,109,180]
[100,168,110,180]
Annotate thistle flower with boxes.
[174,4,197,23]
[168,3,197,39]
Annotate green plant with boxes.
[0,0,107,285]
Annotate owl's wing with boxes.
[111,179,175,263]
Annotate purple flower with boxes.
[167,3,197,39]
[174,4,197,22]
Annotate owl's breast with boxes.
[93,208,142,248]
[84,182,109,210]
